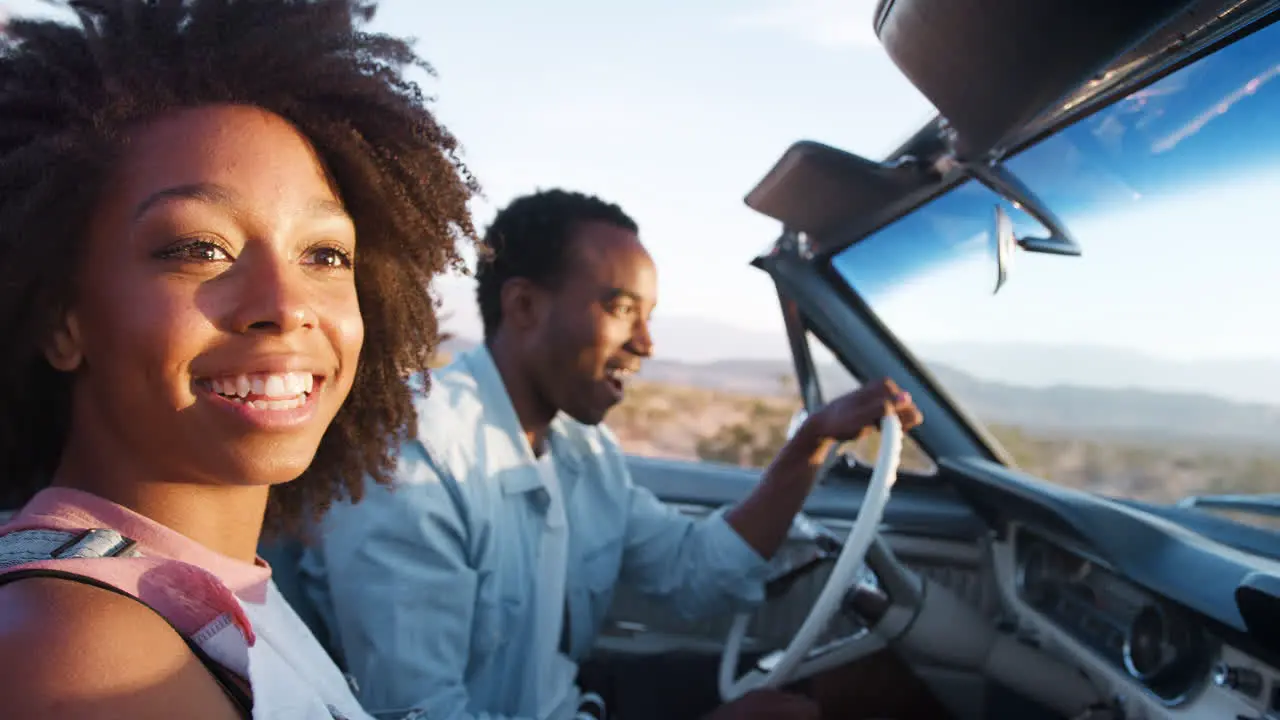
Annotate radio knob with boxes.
[1213,662,1263,697]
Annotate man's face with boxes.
[532,221,657,426]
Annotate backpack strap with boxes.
[0,567,253,719]
[0,525,256,643]
[0,526,255,718]
[0,527,140,568]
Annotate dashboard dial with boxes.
[1124,605,1167,680]
[1016,543,1057,607]
[1016,532,1211,704]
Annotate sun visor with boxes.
[743,141,933,241]
[872,0,1199,157]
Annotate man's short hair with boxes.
[476,189,637,339]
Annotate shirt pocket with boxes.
[470,574,529,662]
[577,537,622,605]
[561,538,620,658]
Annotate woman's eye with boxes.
[156,239,231,263]
[308,246,353,269]
[609,303,636,319]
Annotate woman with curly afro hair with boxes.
[0,1,478,718]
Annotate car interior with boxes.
[250,1,1280,718]
[524,1,1280,719]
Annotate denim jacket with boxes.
[299,346,769,720]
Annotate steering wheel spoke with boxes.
[719,415,910,702]
[754,623,890,681]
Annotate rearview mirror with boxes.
[993,204,1015,295]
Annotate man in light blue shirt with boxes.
[298,189,922,720]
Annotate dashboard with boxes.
[1014,531,1212,704]
[1009,527,1280,718]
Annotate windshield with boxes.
[832,21,1280,519]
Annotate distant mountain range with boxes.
[434,280,791,363]
[925,364,1280,452]
[439,335,1280,453]
[914,341,1280,407]
[434,283,1280,403]
[433,278,1280,452]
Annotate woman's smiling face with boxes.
[49,104,365,487]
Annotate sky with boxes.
[859,170,1280,362]
[364,0,938,338]
[835,24,1280,365]
[4,0,1277,371]
[0,0,937,346]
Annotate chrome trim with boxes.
[1121,604,1168,682]
[1013,542,1049,599]
[1010,525,1202,708]
[665,501,980,547]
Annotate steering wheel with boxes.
[718,413,905,702]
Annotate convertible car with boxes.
[259,1,1280,718]
[543,1,1280,719]
[6,0,1280,719]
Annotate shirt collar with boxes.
[459,345,584,495]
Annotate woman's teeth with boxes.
[208,372,315,410]
[606,368,633,384]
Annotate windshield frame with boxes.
[804,8,1280,267]
[756,241,1012,479]
[814,11,1280,531]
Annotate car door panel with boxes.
[626,456,987,540]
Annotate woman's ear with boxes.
[43,311,84,372]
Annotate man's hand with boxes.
[804,378,922,444]
[725,378,923,561]
[704,689,822,720]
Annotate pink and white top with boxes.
[0,487,375,720]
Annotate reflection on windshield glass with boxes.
[832,21,1280,522]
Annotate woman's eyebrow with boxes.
[132,182,238,222]
[602,287,643,303]
[132,182,349,223]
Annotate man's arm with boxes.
[315,445,534,720]
[724,420,830,561]
[616,469,774,620]
[726,380,922,560]
[615,381,921,620]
